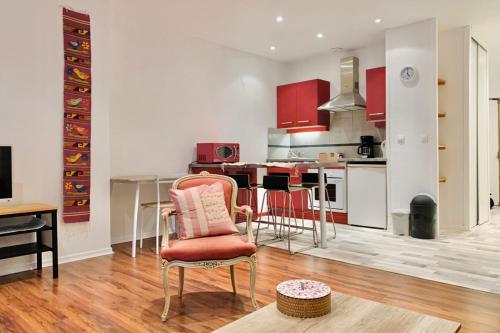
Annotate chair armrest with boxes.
[161,208,173,248]
[235,205,254,243]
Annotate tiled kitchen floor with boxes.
[260,208,500,294]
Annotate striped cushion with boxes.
[169,182,237,239]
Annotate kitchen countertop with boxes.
[344,157,387,163]
[189,158,386,169]
[267,158,387,163]
[190,161,345,169]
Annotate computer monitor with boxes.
[0,146,12,202]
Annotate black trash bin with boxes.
[409,194,436,239]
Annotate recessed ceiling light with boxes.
[270,45,276,51]
[276,16,284,23]
[375,18,382,23]
[316,33,324,39]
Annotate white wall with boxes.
[386,19,439,229]
[109,1,287,243]
[0,0,112,275]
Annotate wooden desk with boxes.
[0,203,58,278]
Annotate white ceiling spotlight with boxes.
[316,33,324,39]
[276,16,284,23]
[374,18,382,23]
[270,45,276,51]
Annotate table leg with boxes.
[36,230,42,270]
[318,166,327,249]
[35,213,42,271]
[51,211,58,278]
[156,176,160,255]
[132,182,141,258]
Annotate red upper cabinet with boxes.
[366,67,386,123]
[277,83,297,128]
[277,79,330,130]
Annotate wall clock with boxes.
[400,66,417,82]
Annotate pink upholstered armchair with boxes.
[159,172,257,321]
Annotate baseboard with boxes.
[0,247,114,277]
[111,231,158,245]
[46,247,114,266]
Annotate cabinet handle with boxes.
[297,120,310,123]
[281,121,293,125]
[370,113,385,116]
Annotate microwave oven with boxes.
[196,143,240,163]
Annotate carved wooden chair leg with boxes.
[160,263,171,321]
[230,265,237,295]
[178,267,184,300]
[248,255,258,309]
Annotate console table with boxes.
[0,204,58,278]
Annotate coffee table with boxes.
[213,292,460,333]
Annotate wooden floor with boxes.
[0,239,499,333]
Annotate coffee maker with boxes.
[357,136,375,158]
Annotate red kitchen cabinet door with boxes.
[296,80,317,127]
[366,67,386,122]
[296,79,330,128]
[277,79,330,129]
[277,84,297,128]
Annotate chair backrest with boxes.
[228,174,251,189]
[269,172,290,179]
[263,175,290,191]
[172,171,238,223]
[301,172,327,184]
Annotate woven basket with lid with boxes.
[276,279,331,318]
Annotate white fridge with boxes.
[347,164,387,229]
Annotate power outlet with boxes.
[397,135,405,145]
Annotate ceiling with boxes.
[164,0,500,63]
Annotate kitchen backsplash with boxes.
[268,110,385,160]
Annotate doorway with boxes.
[470,37,490,227]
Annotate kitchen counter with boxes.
[190,158,386,170]
[345,158,387,164]
[266,157,387,164]
[266,158,319,163]
[190,161,345,169]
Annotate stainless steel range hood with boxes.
[318,56,366,112]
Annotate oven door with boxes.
[310,178,345,211]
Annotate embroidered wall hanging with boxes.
[62,8,91,223]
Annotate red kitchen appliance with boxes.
[196,143,240,163]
